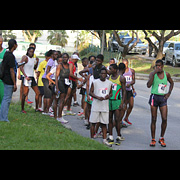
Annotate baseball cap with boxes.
[71,54,81,60]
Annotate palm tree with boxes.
[47,30,69,47]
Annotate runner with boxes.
[0,36,6,108]
[42,50,57,114]
[107,63,126,145]
[20,47,40,113]
[37,51,51,111]
[66,54,83,115]
[147,59,174,147]
[122,58,135,125]
[55,53,70,123]
[89,67,113,147]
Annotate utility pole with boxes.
[101,30,105,55]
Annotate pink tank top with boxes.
[123,68,132,91]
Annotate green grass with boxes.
[0,102,111,150]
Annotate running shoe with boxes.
[57,117,68,124]
[49,112,54,117]
[66,111,76,116]
[38,108,43,112]
[26,99,33,104]
[21,110,27,114]
[103,139,112,147]
[78,112,84,116]
[159,138,166,147]
[107,138,114,145]
[122,120,128,128]
[150,139,156,147]
[124,118,132,125]
[115,138,121,146]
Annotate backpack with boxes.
[0,60,4,80]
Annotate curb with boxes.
[136,73,180,82]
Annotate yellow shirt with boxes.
[38,60,47,86]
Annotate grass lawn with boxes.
[0,102,111,150]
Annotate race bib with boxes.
[65,78,71,85]
[99,87,108,97]
[112,83,117,91]
[125,75,132,82]
[158,84,167,94]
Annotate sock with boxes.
[103,139,106,143]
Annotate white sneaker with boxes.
[49,107,54,113]
[103,139,112,147]
[57,117,68,124]
[49,112,54,117]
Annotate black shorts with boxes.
[58,79,70,94]
[38,86,44,95]
[22,77,37,87]
[42,78,52,99]
[149,94,167,107]
[126,90,133,100]
[80,87,86,95]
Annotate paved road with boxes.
[12,62,180,150]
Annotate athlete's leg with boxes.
[159,105,168,138]
[150,105,158,139]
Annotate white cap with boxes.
[71,54,81,60]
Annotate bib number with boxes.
[112,83,117,91]
[99,88,108,97]
[65,78,71,85]
[158,84,167,94]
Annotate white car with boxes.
[165,41,180,67]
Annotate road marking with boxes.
[137,95,149,100]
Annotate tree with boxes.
[143,30,180,68]
[47,30,69,47]
[113,30,139,58]
[2,30,16,41]
[22,30,43,42]
[89,30,108,51]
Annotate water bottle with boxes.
[56,91,60,99]
[133,92,137,98]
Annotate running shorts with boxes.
[89,111,109,125]
[109,99,121,111]
[149,94,167,107]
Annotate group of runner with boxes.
[0,38,174,148]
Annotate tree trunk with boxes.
[151,40,164,69]
[122,46,129,57]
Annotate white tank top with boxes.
[91,79,112,112]
[23,56,36,77]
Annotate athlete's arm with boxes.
[164,72,174,99]
[147,68,159,88]
[120,75,126,105]
[55,64,61,93]
[19,55,30,80]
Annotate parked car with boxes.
[164,41,180,67]
[108,32,147,55]
[152,41,173,59]
[120,37,147,55]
